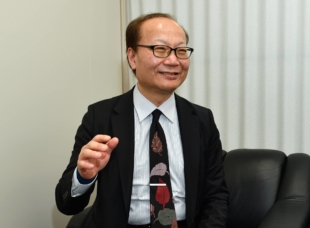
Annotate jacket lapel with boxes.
[175,95,201,220]
[111,88,135,217]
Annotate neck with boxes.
[137,84,173,107]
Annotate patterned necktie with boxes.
[149,109,177,228]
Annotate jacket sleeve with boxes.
[55,105,96,215]
[198,109,229,228]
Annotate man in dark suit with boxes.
[56,13,229,228]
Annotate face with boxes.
[127,17,190,104]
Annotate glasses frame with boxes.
[137,44,194,59]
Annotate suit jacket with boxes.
[56,88,229,228]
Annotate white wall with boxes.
[0,0,122,227]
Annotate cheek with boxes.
[151,59,163,69]
[184,59,190,68]
[181,63,190,73]
[141,57,160,71]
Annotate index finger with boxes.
[92,134,112,143]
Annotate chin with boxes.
[160,84,181,93]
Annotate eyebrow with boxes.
[153,39,186,46]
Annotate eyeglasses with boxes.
[137,45,194,59]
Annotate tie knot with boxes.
[152,109,162,123]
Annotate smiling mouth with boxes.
[159,72,179,76]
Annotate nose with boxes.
[163,50,179,65]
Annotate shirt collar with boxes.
[133,85,176,123]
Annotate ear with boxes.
[127,48,137,70]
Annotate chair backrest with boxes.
[259,153,310,228]
[223,149,286,228]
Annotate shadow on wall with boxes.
[52,204,71,228]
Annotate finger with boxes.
[80,147,102,160]
[78,159,95,170]
[86,141,108,152]
[87,136,119,152]
[104,137,119,155]
[92,134,112,143]
[106,137,119,150]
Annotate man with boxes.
[56,13,229,228]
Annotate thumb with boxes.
[106,137,119,151]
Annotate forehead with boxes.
[139,17,187,45]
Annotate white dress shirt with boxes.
[71,86,186,224]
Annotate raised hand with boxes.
[77,135,119,180]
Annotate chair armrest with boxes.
[67,207,91,228]
[259,200,310,228]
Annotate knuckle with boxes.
[77,160,84,168]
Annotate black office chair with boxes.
[223,149,310,228]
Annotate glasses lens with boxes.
[176,48,191,59]
[153,46,170,58]
[152,45,192,59]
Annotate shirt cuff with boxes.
[71,167,97,197]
